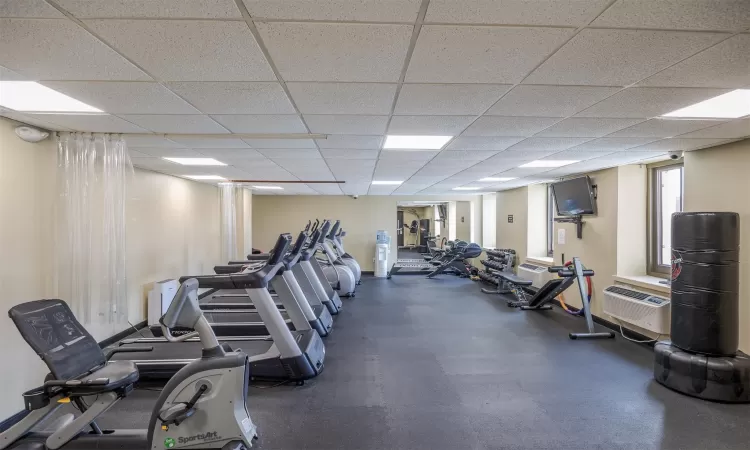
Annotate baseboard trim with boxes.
[549,299,655,345]
[98,320,147,348]
[362,270,375,275]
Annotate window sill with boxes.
[527,256,554,267]
[613,275,671,295]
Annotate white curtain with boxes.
[219,183,239,262]
[55,133,131,325]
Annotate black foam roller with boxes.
[671,212,740,356]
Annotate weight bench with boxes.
[481,271,533,302]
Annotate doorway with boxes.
[396,202,447,261]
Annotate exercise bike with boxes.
[0,278,259,450]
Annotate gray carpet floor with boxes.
[91,275,750,449]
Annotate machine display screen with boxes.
[551,176,596,216]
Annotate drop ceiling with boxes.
[1,0,748,195]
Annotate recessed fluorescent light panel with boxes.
[383,135,452,150]
[371,180,403,185]
[163,157,226,166]
[452,187,481,191]
[662,89,750,119]
[519,160,579,168]
[0,81,102,113]
[479,177,516,182]
[252,185,283,190]
[185,175,226,180]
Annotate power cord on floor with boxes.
[613,318,662,343]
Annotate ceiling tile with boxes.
[243,0,421,22]
[565,137,662,152]
[40,81,199,114]
[524,29,727,86]
[406,26,574,83]
[305,115,388,135]
[497,167,555,177]
[243,138,316,148]
[637,35,750,88]
[167,137,249,148]
[340,183,371,195]
[0,19,149,80]
[506,137,592,152]
[628,138,735,152]
[591,0,750,31]
[487,85,621,117]
[257,23,411,82]
[167,82,295,114]
[1,110,72,130]
[327,159,377,170]
[119,115,228,134]
[368,185,399,195]
[463,117,560,137]
[57,0,242,18]
[316,135,383,149]
[312,185,345,195]
[576,87,732,118]
[134,148,205,157]
[446,136,525,151]
[124,135,182,148]
[260,149,322,159]
[86,20,275,81]
[25,113,148,132]
[287,83,397,115]
[322,149,380,160]
[210,115,306,133]
[130,157,183,172]
[379,150,438,161]
[607,119,727,138]
[541,149,615,161]
[395,84,511,115]
[676,118,750,139]
[0,0,63,17]
[433,150,498,161]
[535,118,645,138]
[0,64,27,80]
[425,0,608,26]
[388,115,475,135]
[199,149,265,160]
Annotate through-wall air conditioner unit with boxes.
[517,263,549,288]
[602,285,670,334]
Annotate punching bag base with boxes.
[654,341,750,403]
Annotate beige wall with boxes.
[252,195,481,271]
[527,184,548,259]
[0,117,224,416]
[616,165,648,276]
[684,139,750,352]
[496,187,529,263]
[242,189,253,255]
[455,201,471,241]
[553,168,619,317]
[0,118,57,416]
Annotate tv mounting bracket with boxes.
[555,215,585,239]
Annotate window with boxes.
[547,184,554,256]
[651,164,684,274]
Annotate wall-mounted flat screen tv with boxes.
[551,176,596,216]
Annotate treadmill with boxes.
[111,234,326,382]
[152,230,333,338]
[214,220,343,315]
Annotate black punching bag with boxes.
[670,212,740,356]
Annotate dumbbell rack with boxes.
[476,249,515,292]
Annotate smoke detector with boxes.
[15,126,50,143]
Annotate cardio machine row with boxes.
[0,220,363,450]
[111,219,361,382]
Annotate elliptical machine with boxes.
[326,220,361,285]
[312,220,356,297]
[0,279,259,450]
